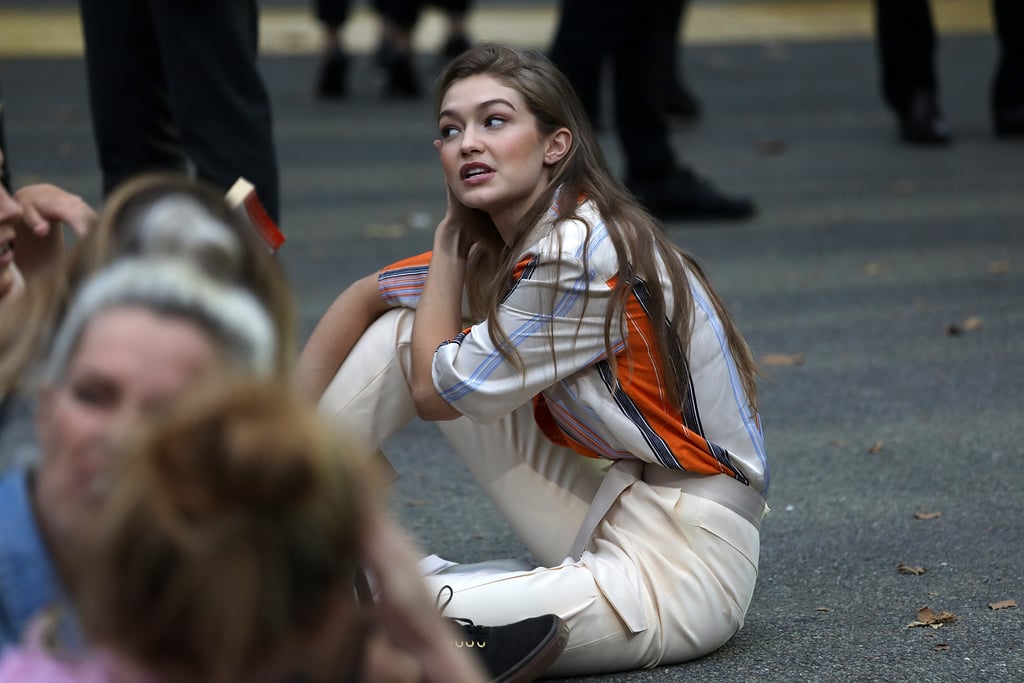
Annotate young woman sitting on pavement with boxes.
[297,43,769,677]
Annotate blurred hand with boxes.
[14,183,96,237]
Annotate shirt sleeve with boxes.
[432,251,625,424]
[377,251,432,309]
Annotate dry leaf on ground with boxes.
[913,511,943,520]
[962,316,982,331]
[755,138,787,156]
[934,644,951,651]
[868,441,884,454]
[987,260,1011,274]
[760,353,805,367]
[906,607,959,629]
[897,564,927,576]
[815,606,832,612]
[891,180,916,195]
[946,315,983,336]
[988,599,1017,610]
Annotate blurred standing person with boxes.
[313,0,353,98]
[376,0,473,97]
[660,0,702,124]
[549,0,754,222]
[873,0,1024,144]
[77,0,282,222]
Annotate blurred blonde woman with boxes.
[0,379,488,682]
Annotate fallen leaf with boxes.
[989,599,1017,610]
[830,439,847,447]
[934,644,951,651]
[760,353,805,367]
[913,511,942,520]
[946,316,982,336]
[864,262,887,276]
[815,606,832,612]
[755,138,787,156]
[897,564,927,576]
[906,606,959,629]
[987,260,1011,274]
[867,441,884,454]
[891,180,917,195]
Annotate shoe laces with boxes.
[436,585,487,637]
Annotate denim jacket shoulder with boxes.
[0,469,61,653]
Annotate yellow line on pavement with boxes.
[0,1,993,59]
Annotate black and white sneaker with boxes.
[439,587,570,683]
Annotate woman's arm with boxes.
[295,272,393,403]
[408,215,470,421]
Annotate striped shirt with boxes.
[378,200,768,495]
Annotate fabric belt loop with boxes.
[569,459,642,560]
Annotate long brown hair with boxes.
[76,380,372,683]
[434,44,759,411]
[0,173,296,394]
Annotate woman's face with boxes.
[437,74,569,231]
[35,306,221,551]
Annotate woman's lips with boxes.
[0,238,13,268]
[460,162,495,185]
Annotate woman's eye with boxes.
[484,115,506,128]
[71,381,115,408]
[440,125,460,139]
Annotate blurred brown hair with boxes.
[76,379,372,683]
[0,173,295,394]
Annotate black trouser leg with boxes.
[152,0,280,221]
[79,0,186,199]
[874,0,938,114]
[315,0,352,30]
[613,0,676,178]
[992,0,1024,112]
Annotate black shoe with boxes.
[441,34,472,60]
[449,615,569,683]
[383,53,420,99]
[994,105,1024,138]
[664,81,702,123]
[315,49,348,99]
[898,89,950,145]
[627,167,756,222]
[437,586,569,683]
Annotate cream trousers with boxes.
[319,309,760,677]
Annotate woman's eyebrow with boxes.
[439,98,517,120]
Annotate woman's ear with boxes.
[544,128,572,165]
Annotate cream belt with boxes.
[569,459,768,559]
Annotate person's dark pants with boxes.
[549,0,676,180]
[875,0,1023,116]
[992,0,1024,113]
[79,0,280,222]
[656,0,689,96]
[316,0,352,30]
[375,0,471,31]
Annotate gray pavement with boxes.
[1,16,1022,683]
